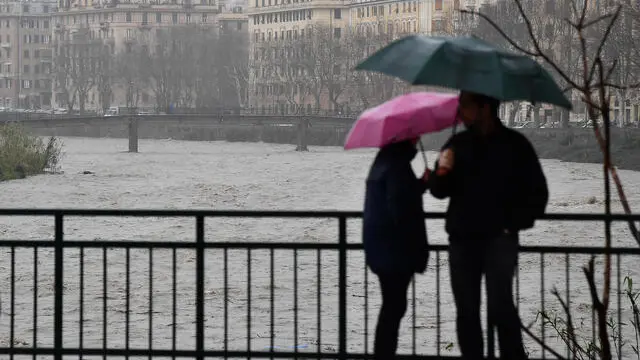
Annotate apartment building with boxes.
[348,0,433,37]
[247,0,348,113]
[51,0,219,111]
[0,0,56,110]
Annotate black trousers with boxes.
[374,271,413,360]
[449,233,527,360]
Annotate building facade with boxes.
[0,0,56,110]
[348,0,433,37]
[51,0,219,112]
[247,0,348,113]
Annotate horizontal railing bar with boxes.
[0,240,361,249]
[0,240,638,254]
[0,208,639,221]
[0,347,551,360]
[0,209,364,218]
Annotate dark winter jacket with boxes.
[429,122,549,240]
[362,141,429,275]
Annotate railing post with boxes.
[128,115,139,153]
[195,215,205,360]
[338,216,347,360]
[54,213,64,360]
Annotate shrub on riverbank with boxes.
[0,124,63,181]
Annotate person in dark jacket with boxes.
[427,91,549,360]
[362,138,430,360]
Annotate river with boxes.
[0,137,639,358]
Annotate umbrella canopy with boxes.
[344,91,459,150]
[355,35,572,110]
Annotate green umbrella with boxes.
[355,35,572,110]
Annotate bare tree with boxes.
[141,29,180,113]
[53,25,100,114]
[115,42,150,110]
[460,0,581,127]
[274,38,310,112]
[96,44,115,113]
[601,1,640,126]
[347,30,401,112]
[219,29,249,111]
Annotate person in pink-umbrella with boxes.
[362,137,431,360]
[427,91,549,360]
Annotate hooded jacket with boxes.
[362,141,429,275]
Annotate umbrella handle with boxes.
[418,139,428,167]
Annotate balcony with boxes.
[1,42,11,48]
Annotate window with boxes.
[126,12,132,22]
[202,13,207,23]
[23,65,29,73]
[186,14,191,23]
[435,0,442,10]
[333,27,341,38]
[334,8,341,19]
[142,12,148,24]
[23,49,29,58]
[237,21,242,30]
[172,13,178,24]
[156,12,161,23]
[43,20,49,28]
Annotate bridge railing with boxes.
[0,209,639,360]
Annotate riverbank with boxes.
[18,117,640,171]
[421,127,640,171]
[0,124,62,181]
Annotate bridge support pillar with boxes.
[128,117,139,153]
[296,117,309,152]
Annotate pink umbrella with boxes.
[344,91,459,150]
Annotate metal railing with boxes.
[0,209,639,359]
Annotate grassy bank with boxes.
[0,124,63,181]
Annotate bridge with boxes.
[2,113,356,152]
[0,208,638,359]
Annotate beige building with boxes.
[247,0,348,113]
[51,0,219,111]
[0,0,55,110]
[348,0,433,37]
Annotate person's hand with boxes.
[436,148,454,175]
[421,168,432,182]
